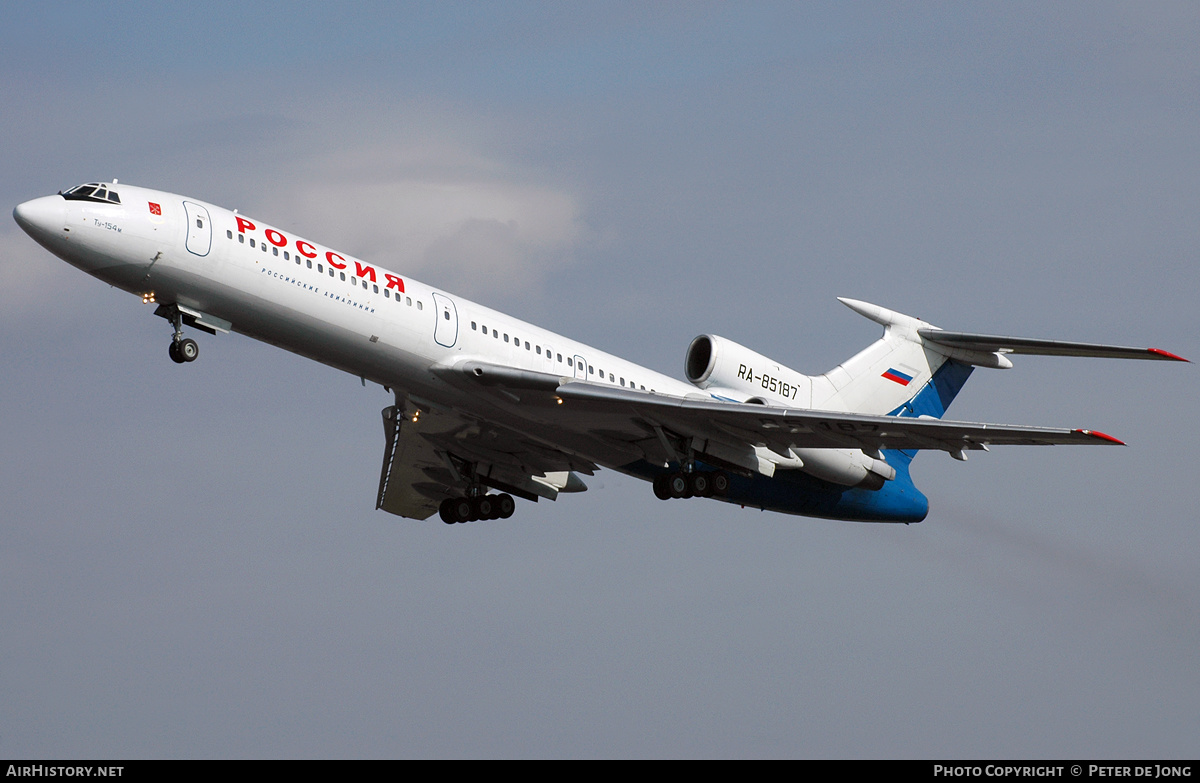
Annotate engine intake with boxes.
[684,334,813,407]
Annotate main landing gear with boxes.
[436,456,520,524]
[653,470,730,500]
[439,493,516,524]
[165,306,199,364]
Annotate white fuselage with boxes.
[15,183,709,473]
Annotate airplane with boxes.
[13,181,1187,525]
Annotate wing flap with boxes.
[376,406,444,520]
[375,396,599,520]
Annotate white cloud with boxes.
[252,133,585,301]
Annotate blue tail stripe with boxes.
[888,359,974,420]
[885,359,973,466]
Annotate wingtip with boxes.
[1147,348,1189,362]
[1074,429,1126,445]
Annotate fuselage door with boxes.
[182,201,212,257]
[573,354,587,380]
[432,293,458,348]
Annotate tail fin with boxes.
[813,298,976,419]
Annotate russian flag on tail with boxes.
[881,368,914,386]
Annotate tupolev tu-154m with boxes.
[13,181,1187,525]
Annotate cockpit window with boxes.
[61,182,121,204]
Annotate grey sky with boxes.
[2,2,1197,758]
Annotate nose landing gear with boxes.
[169,337,199,364]
[163,305,199,364]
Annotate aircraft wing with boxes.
[432,359,1123,468]
[383,360,1126,518]
[552,380,1124,459]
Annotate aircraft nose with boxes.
[13,195,66,239]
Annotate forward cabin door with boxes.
[432,293,458,348]
[182,201,212,257]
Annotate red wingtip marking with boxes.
[1148,348,1189,362]
[1075,429,1125,445]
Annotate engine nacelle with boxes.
[685,335,897,490]
[685,334,813,407]
[788,448,896,491]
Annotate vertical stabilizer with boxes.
[812,298,963,417]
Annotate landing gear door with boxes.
[182,201,211,257]
[432,293,458,348]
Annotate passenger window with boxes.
[567,358,572,367]
[226,230,233,239]
[196,219,203,228]
[443,311,450,321]
[340,272,345,281]
[238,234,244,243]
[307,260,312,269]
[609,373,614,382]
[285,251,290,260]
[588,365,594,374]
[407,297,412,306]
[416,301,422,310]
[385,289,391,299]
[373,284,378,293]
[504,334,509,343]
[274,247,279,256]
[363,281,369,290]
[351,277,357,285]
[471,322,477,330]
[536,346,541,355]
[249,238,255,247]
[525,341,530,350]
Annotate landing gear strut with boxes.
[165,306,199,364]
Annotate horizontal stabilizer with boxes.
[918,330,1188,362]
